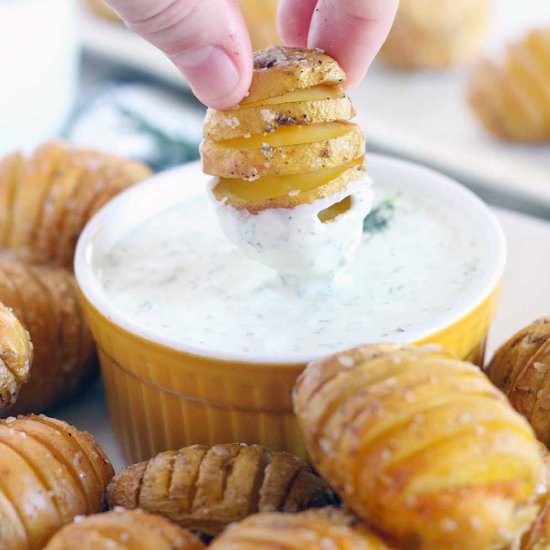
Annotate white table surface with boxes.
[56,207,550,473]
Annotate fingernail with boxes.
[172,46,240,107]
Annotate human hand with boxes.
[105,0,398,109]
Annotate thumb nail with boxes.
[172,46,240,108]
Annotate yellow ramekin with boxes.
[75,156,506,464]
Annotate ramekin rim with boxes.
[75,154,507,366]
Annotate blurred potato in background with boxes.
[381,0,491,69]
[239,0,281,50]
[86,0,281,50]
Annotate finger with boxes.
[277,0,318,47]
[308,0,399,86]
[106,0,253,109]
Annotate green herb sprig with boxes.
[116,103,200,170]
[363,197,397,235]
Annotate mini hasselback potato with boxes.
[209,508,392,550]
[486,318,550,446]
[44,509,205,550]
[469,28,550,143]
[107,443,336,536]
[203,48,367,217]
[294,343,545,550]
[0,255,96,414]
[6,141,151,269]
[0,414,114,550]
[0,301,32,412]
[381,0,490,69]
[0,142,150,413]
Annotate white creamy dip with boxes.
[210,175,374,281]
[96,182,487,359]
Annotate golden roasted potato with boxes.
[7,141,151,269]
[204,85,355,141]
[244,47,346,106]
[381,0,490,69]
[0,414,114,550]
[294,343,544,550]
[107,443,336,536]
[203,47,366,219]
[0,302,32,412]
[0,256,96,414]
[212,158,366,212]
[209,508,391,550]
[0,143,150,413]
[469,28,550,143]
[44,509,205,550]
[485,318,550,446]
[203,122,364,180]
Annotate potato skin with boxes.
[244,47,346,105]
[294,343,544,550]
[202,122,365,180]
[209,508,391,550]
[485,318,550,446]
[44,509,205,550]
[0,301,32,412]
[0,414,113,550]
[212,160,366,212]
[469,29,550,143]
[204,93,355,141]
[107,443,336,536]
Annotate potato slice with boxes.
[9,141,66,261]
[212,158,366,212]
[204,86,355,140]
[203,122,364,179]
[0,302,31,412]
[243,47,346,105]
[0,153,23,248]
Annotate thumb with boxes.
[106,0,253,109]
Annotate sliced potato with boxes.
[203,122,364,179]
[0,302,31,413]
[212,158,366,212]
[243,47,346,105]
[204,86,354,140]
[0,153,23,248]
[9,141,67,261]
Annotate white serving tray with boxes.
[351,0,550,208]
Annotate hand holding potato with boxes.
[105,0,398,109]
